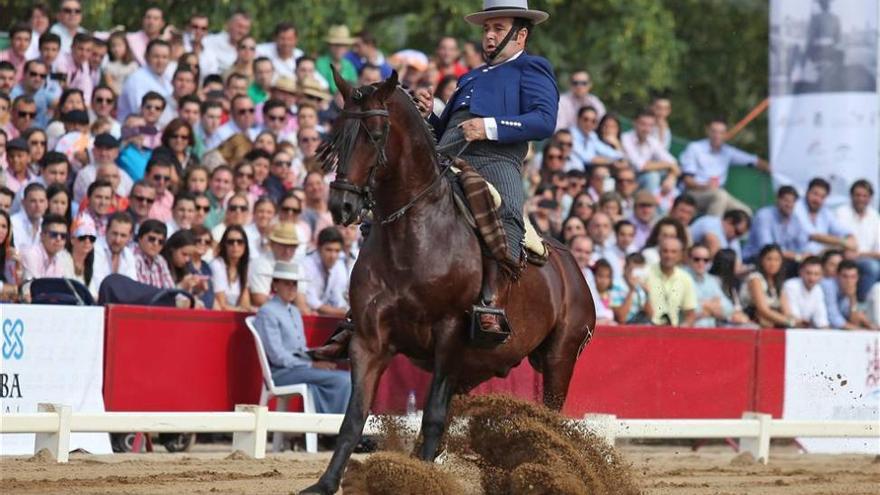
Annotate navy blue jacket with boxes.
[429,51,558,144]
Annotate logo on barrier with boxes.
[2,318,24,360]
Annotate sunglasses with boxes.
[171,134,190,140]
[273,160,291,168]
[29,71,47,79]
[47,231,68,240]
[636,203,655,208]
[225,238,245,246]
[94,97,114,104]
[546,154,563,160]
[77,235,97,243]
[133,195,156,204]
[195,205,210,212]
[281,206,301,214]
[571,80,590,86]
[267,115,287,122]
[228,204,248,212]
[17,111,36,118]
[143,104,164,111]
[152,174,171,183]
[237,108,255,115]
[62,7,82,14]
[236,172,254,179]
[617,178,636,184]
[144,235,165,245]
[190,24,208,31]
[691,257,711,263]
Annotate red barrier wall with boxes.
[103,306,785,418]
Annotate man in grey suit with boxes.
[253,261,350,413]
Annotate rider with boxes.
[312,0,558,357]
[417,0,559,334]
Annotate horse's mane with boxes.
[319,84,438,174]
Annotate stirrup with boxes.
[469,305,512,346]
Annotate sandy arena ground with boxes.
[2,443,878,495]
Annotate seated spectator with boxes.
[745,185,808,266]
[253,261,351,414]
[161,229,209,304]
[91,212,137,295]
[302,227,349,317]
[570,234,612,323]
[531,198,562,239]
[629,190,658,250]
[249,222,309,310]
[613,167,638,218]
[67,215,96,294]
[233,161,259,204]
[708,248,752,326]
[621,108,679,194]
[193,193,212,229]
[591,259,616,325]
[598,191,624,223]
[835,179,880,300]
[212,193,251,242]
[689,209,750,261]
[137,92,166,149]
[606,219,637,283]
[189,224,215,307]
[782,256,829,328]
[686,244,733,327]
[650,95,673,150]
[5,137,34,194]
[166,192,197,236]
[278,191,311,261]
[569,106,623,171]
[77,180,113,236]
[645,237,697,326]
[0,187,14,212]
[795,177,856,255]
[215,94,259,143]
[597,112,623,154]
[0,209,22,301]
[211,224,251,311]
[117,115,154,181]
[104,31,139,97]
[126,180,156,232]
[585,163,611,202]
[143,158,175,222]
[20,214,74,280]
[245,197,277,259]
[264,149,293,201]
[641,217,689,267]
[133,219,174,289]
[339,223,360,276]
[822,249,844,280]
[587,212,615,264]
[91,86,122,139]
[118,39,173,122]
[556,70,606,130]
[610,252,652,324]
[183,165,210,195]
[53,109,91,170]
[668,193,698,229]
[740,244,796,328]
[560,216,586,245]
[822,260,877,330]
[205,165,234,229]
[567,192,595,226]
[74,134,130,204]
[157,118,198,172]
[198,100,226,154]
[679,118,768,216]
[11,182,47,249]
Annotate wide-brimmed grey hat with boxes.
[272,261,306,282]
[465,0,549,26]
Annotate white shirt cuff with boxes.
[483,118,498,141]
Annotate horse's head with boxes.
[322,67,399,226]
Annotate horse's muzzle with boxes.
[329,180,365,226]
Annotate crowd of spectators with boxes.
[1,2,878,331]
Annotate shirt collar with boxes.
[485,49,524,69]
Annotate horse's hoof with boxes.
[298,483,334,495]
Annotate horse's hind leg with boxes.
[300,333,391,495]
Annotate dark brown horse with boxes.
[300,70,595,495]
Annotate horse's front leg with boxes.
[417,320,460,461]
[299,333,391,495]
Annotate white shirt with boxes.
[210,257,243,306]
[11,210,41,250]
[255,42,303,80]
[203,31,238,74]
[73,163,134,204]
[90,239,138,295]
[214,120,260,146]
[620,130,677,172]
[49,23,86,54]
[118,65,173,122]
[248,252,277,299]
[782,278,829,328]
[835,204,880,254]
[244,222,270,260]
[301,251,349,312]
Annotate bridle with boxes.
[329,90,454,225]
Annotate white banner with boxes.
[0,304,112,455]
[783,329,880,454]
[769,0,879,208]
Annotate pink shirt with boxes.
[55,52,97,103]
[148,189,174,222]
[20,243,74,280]
[126,31,151,67]
[0,49,26,83]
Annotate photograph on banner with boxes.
[0,305,112,456]
[769,0,879,207]
[783,329,880,455]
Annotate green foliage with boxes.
[1,0,768,154]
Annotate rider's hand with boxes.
[312,360,337,370]
[460,118,487,141]
[414,88,434,118]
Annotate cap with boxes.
[61,109,90,124]
[634,190,658,206]
[6,137,29,153]
[93,132,120,149]
[70,215,98,238]
[268,222,300,246]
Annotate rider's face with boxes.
[482,17,524,63]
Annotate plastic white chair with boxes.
[245,316,318,454]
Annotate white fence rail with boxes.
[1,404,877,463]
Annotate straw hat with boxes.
[324,25,356,45]
[465,0,550,26]
[272,77,297,94]
[272,261,306,282]
[268,222,300,246]
[298,77,332,101]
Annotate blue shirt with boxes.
[686,268,733,327]
[690,216,742,260]
[569,126,623,171]
[254,295,311,370]
[745,205,809,260]
[794,199,852,254]
[10,83,57,128]
[118,66,173,122]
[820,277,854,329]
[344,51,393,79]
[679,138,758,186]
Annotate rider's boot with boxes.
[474,259,510,339]
[310,313,355,360]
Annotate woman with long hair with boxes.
[222,36,258,83]
[0,209,22,301]
[559,215,587,245]
[23,128,48,170]
[161,229,211,300]
[432,75,458,116]
[597,112,623,152]
[739,244,796,328]
[177,52,200,82]
[189,224,215,307]
[67,216,96,293]
[210,225,251,311]
[642,217,689,266]
[105,31,138,95]
[47,88,87,148]
[46,184,73,226]
[233,162,258,204]
[253,131,277,156]
[566,191,595,226]
[709,248,752,325]
[160,118,198,170]
[538,143,566,188]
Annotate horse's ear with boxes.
[332,64,352,101]
[374,70,398,103]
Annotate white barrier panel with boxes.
[0,305,112,455]
[783,329,880,454]
[2,405,877,463]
